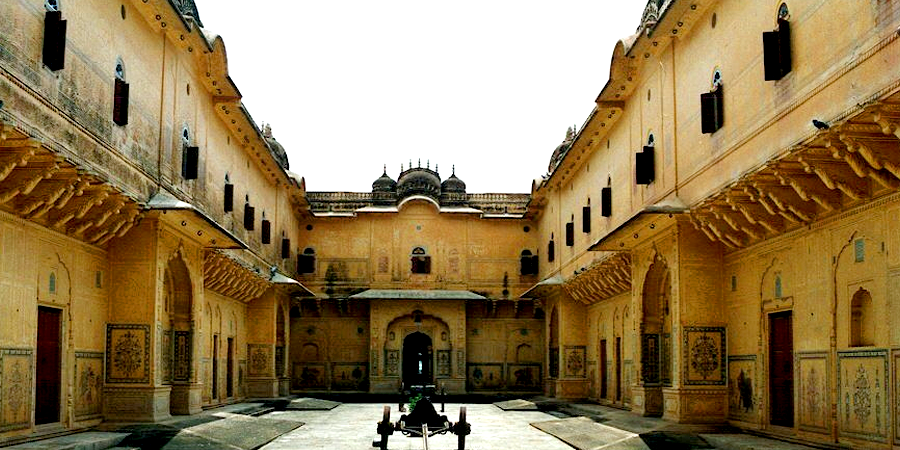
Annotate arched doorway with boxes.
[165,255,195,414]
[403,332,433,386]
[639,257,671,416]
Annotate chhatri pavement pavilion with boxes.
[2,0,900,448]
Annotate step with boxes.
[5,432,129,450]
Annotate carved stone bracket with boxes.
[691,95,900,249]
[562,252,631,305]
[0,122,144,246]
[203,250,271,302]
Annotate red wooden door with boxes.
[615,337,622,401]
[599,340,608,399]
[36,307,62,425]
[769,311,794,427]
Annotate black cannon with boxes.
[374,397,470,450]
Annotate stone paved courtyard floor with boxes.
[260,403,574,450]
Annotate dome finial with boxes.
[383,164,387,175]
[426,160,430,169]
[417,158,421,168]
[435,163,438,173]
[452,164,456,175]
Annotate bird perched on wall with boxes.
[812,119,830,130]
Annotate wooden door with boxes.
[36,307,62,425]
[599,340,608,399]
[769,311,794,427]
[615,337,622,401]
[226,338,234,398]
[212,335,219,400]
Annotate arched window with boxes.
[298,248,316,274]
[601,177,612,217]
[42,0,66,71]
[520,250,538,275]
[181,126,199,180]
[701,70,724,133]
[411,246,431,274]
[113,59,129,125]
[764,3,792,81]
[850,288,874,347]
[223,173,233,212]
[548,233,555,263]
[636,133,656,185]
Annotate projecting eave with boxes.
[349,289,487,301]
[269,271,316,297]
[146,191,248,249]
[519,274,565,299]
[482,213,526,219]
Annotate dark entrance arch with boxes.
[403,332,433,386]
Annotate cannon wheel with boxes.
[457,406,467,450]
[378,405,391,450]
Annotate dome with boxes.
[441,167,466,193]
[396,167,441,200]
[372,167,397,192]
[548,126,576,173]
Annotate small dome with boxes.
[441,167,466,193]
[372,167,397,192]
[396,167,441,200]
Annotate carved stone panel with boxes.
[0,348,33,432]
[436,350,451,377]
[727,355,756,422]
[247,344,271,377]
[384,350,399,376]
[106,324,150,384]
[837,350,888,443]
[74,351,104,420]
[894,350,900,445]
[683,327,726,385]
[172,331,191,382]
[564,346,586,378]
[797,352,828,433]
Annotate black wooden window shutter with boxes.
[223,183,234,212]
[763,19,792,81]
[601,187,612,217]
[565,222,574,246]
[298,250,316,274]
[582,206,591,233]
[113,78,130,126]
[182,146,199,179]
[548,240,555,262]
[243,204,255,230]
[261,219,271,244]
[636,146,655,185]
[520,253,538,276]
[281,238,290,258]
[701,86,724,134]
[42,11,67,71]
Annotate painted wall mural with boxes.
[467,363,503,390]
[507,364,541,390]
[683,327,726,385]
[106,324,150,383]
[837,350,888,443]
[894,350,900,446]
[75,351,104,420]
[0,349,33,432]
[331,362,367,390]
[797,352,828,433]
[172,331,191,381]
[247,344,271,377]
[293,363,326,389]
[727,355,756,422]
[564,346,586,378]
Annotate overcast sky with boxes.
[193,1,649,193]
